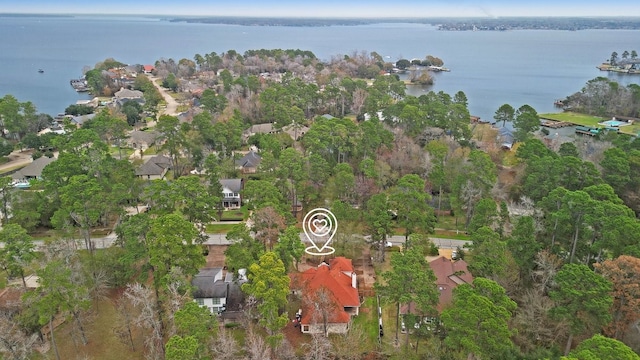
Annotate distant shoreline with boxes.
[2,14,640,30]
[166,16,640,30]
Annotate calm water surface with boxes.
[1,16,639,119]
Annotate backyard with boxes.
[540,111,640,135]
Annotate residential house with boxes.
[242,123,279,142]
[126,130,159,151]
[134,155,172,180]
[142,65,155,74]
[290,257,361,335]
[70,113,97,127]
[235,151,262,174]
[75,98,100,108]
[499,127,514,150]
[400,256,473,331]
[114,88,145,108]
[282,124,310,141]
[219,178,243,210]
[11,156,56,186]
[192,268,227,314]
[429,256,473,311]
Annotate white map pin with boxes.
[303,208,337,256]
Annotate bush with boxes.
[224,322,240,329]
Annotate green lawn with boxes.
[220,207,250,221]
[540,111,640,135]
[205,223,237,233]
[351,297,381,347]
[539,111,605,126]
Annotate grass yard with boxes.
[205,223,238,233]
[143,146,160,155]
[540,111,640,135]
[220,207,249,221]
[351,297,382,347]
[539,112,605,126]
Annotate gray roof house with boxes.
[71,113,96,127]
[114,88,143,100]
[235,151,261,174]
[11,156,56,183]
[219,178,243,209]
[282,124,310,141]
[126,130,159,151]
[135,155,172,180]
[242,123,279,142]
[192,268,228,314]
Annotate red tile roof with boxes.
[143,65,155,72]
[291,257,360,325]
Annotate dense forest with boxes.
[0,48,639,360]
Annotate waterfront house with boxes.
[71,113,96,127]
[290,257,360,335]
[11,156,56,185]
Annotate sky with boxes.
[2,0,640,18]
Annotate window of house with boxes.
[212,298,221,305]
[302,326,309,332]
[233,192,239,197]
[195,298,204,306]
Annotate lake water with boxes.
[1,15,639,120]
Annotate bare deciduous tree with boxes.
[304,334,334,360]
[512,288,569,353]
[332,324,368,360]
[244,328,271,360]
[113,295,136,352]
[0,313,38,360]
[124,283,164,360]
[210,329,241,360]
[532,250,563,294]
[251,206,286,251]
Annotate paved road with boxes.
[147,75,180,117]
[3,232,470,250]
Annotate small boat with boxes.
[38,69,44,73]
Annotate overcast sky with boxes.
[2,0,640,18]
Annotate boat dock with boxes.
[540,119,572,128]
[70,79,89,92]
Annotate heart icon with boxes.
[303,208,338,256]
[312,218,329,235]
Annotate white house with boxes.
[192,268,227,314]
[219,179,243,210]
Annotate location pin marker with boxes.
[303,208,337,256]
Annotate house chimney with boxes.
[351,273,357,289]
